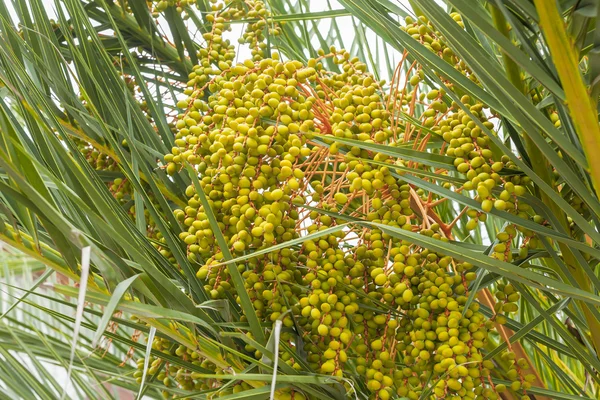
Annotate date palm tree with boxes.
[0,0,598,399]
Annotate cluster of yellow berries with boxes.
[158,10,528,400]
[71,2,546,399]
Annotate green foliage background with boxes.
[0,0,599,399]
